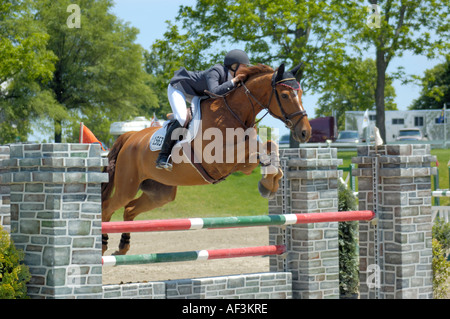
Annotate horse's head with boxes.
[269,63,311,143]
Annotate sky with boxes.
[29,1,446,141]
[110,0,445,138]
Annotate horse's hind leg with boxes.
[113,180,177,255]
[102,174,141,255]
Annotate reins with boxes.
[240,79,307,130]
[204,72,308,131]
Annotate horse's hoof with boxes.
[258,182,274,199]
[267,191,277,200]
[112,250,126,256]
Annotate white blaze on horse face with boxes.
[294,90,306,112]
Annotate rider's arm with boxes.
[205,68,236,96]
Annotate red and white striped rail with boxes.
[102,210,375,234]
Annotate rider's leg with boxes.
[155,85,187,170]
[155,120,182,170]
[167,84,187,126]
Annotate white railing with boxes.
[432,206,450,223]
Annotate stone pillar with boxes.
[0,144,108,299]
[353,144,435,299]
[269,148,342,299]
[0,146,10,232]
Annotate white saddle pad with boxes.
[149,97,202,152]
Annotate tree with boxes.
[145,22,216,118]
[316,58,397,130]
[0,0,56,143]
[409,55,450,110]
[33,0,158,142]
[349,0,450,142]
[147,0,362,146]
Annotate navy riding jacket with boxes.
[169,64,235,103]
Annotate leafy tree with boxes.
[315,58,397,130]
[409,55,450,110]
[0,0,56,143]
[33,0,158,142]
[145,22,215,118]
[348,0,450,142]
[146,0,362,145]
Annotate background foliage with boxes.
[0,226,31,299]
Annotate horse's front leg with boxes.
[258,141,283,199]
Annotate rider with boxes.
[155,49,251,170]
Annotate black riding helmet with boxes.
[224,49,250,71]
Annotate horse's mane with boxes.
[236,64,274,79]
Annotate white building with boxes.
[109,116,164,137]
[345,109,450,143]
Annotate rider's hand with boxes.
[232,74,247,85]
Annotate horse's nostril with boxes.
[301,130,307,139]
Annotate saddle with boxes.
[149,97,202,152]
[149,97,225,184]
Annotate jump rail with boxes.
[102,210,375,234]
[432,190,450,197]
[102,245,286,266]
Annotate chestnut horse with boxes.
[102,63,311,255]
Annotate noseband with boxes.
[241,78,307,129]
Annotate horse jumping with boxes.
[101,63,312,255]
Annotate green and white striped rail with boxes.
[432,190,450,197]
[102,245,286,266]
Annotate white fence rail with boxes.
[432,206,450,223]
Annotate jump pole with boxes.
[102,210,375,234]
[432,190,450,197]
[102,245,286,266]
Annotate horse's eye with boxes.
[281,93,289,99]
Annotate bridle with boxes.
[206,70,308,130]
[240,76,308,130]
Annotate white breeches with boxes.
[168,84,196,127]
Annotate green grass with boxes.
[110,149,449,221]
[110,169,269,221]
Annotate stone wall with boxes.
[102,273,292,299]
[0,144,108,298]
[0,143,436,299]
[353,144,435,299]
[0,143,292,299]
[269,148,343,299]
[0,146,10,232]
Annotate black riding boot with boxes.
[155,120,182,171]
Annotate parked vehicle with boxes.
[279,116,337,147]
[394,128,426,141]
[279,134,290,148]
[335,130,360,143]
[307,116,337,143]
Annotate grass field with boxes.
[110,148,450,221]
[110,169,268,221]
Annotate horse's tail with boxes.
[101,131,134,202]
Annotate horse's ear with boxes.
[289,62,303,76]
[274,63,285,83]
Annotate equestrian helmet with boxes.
[224,49,250,70]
